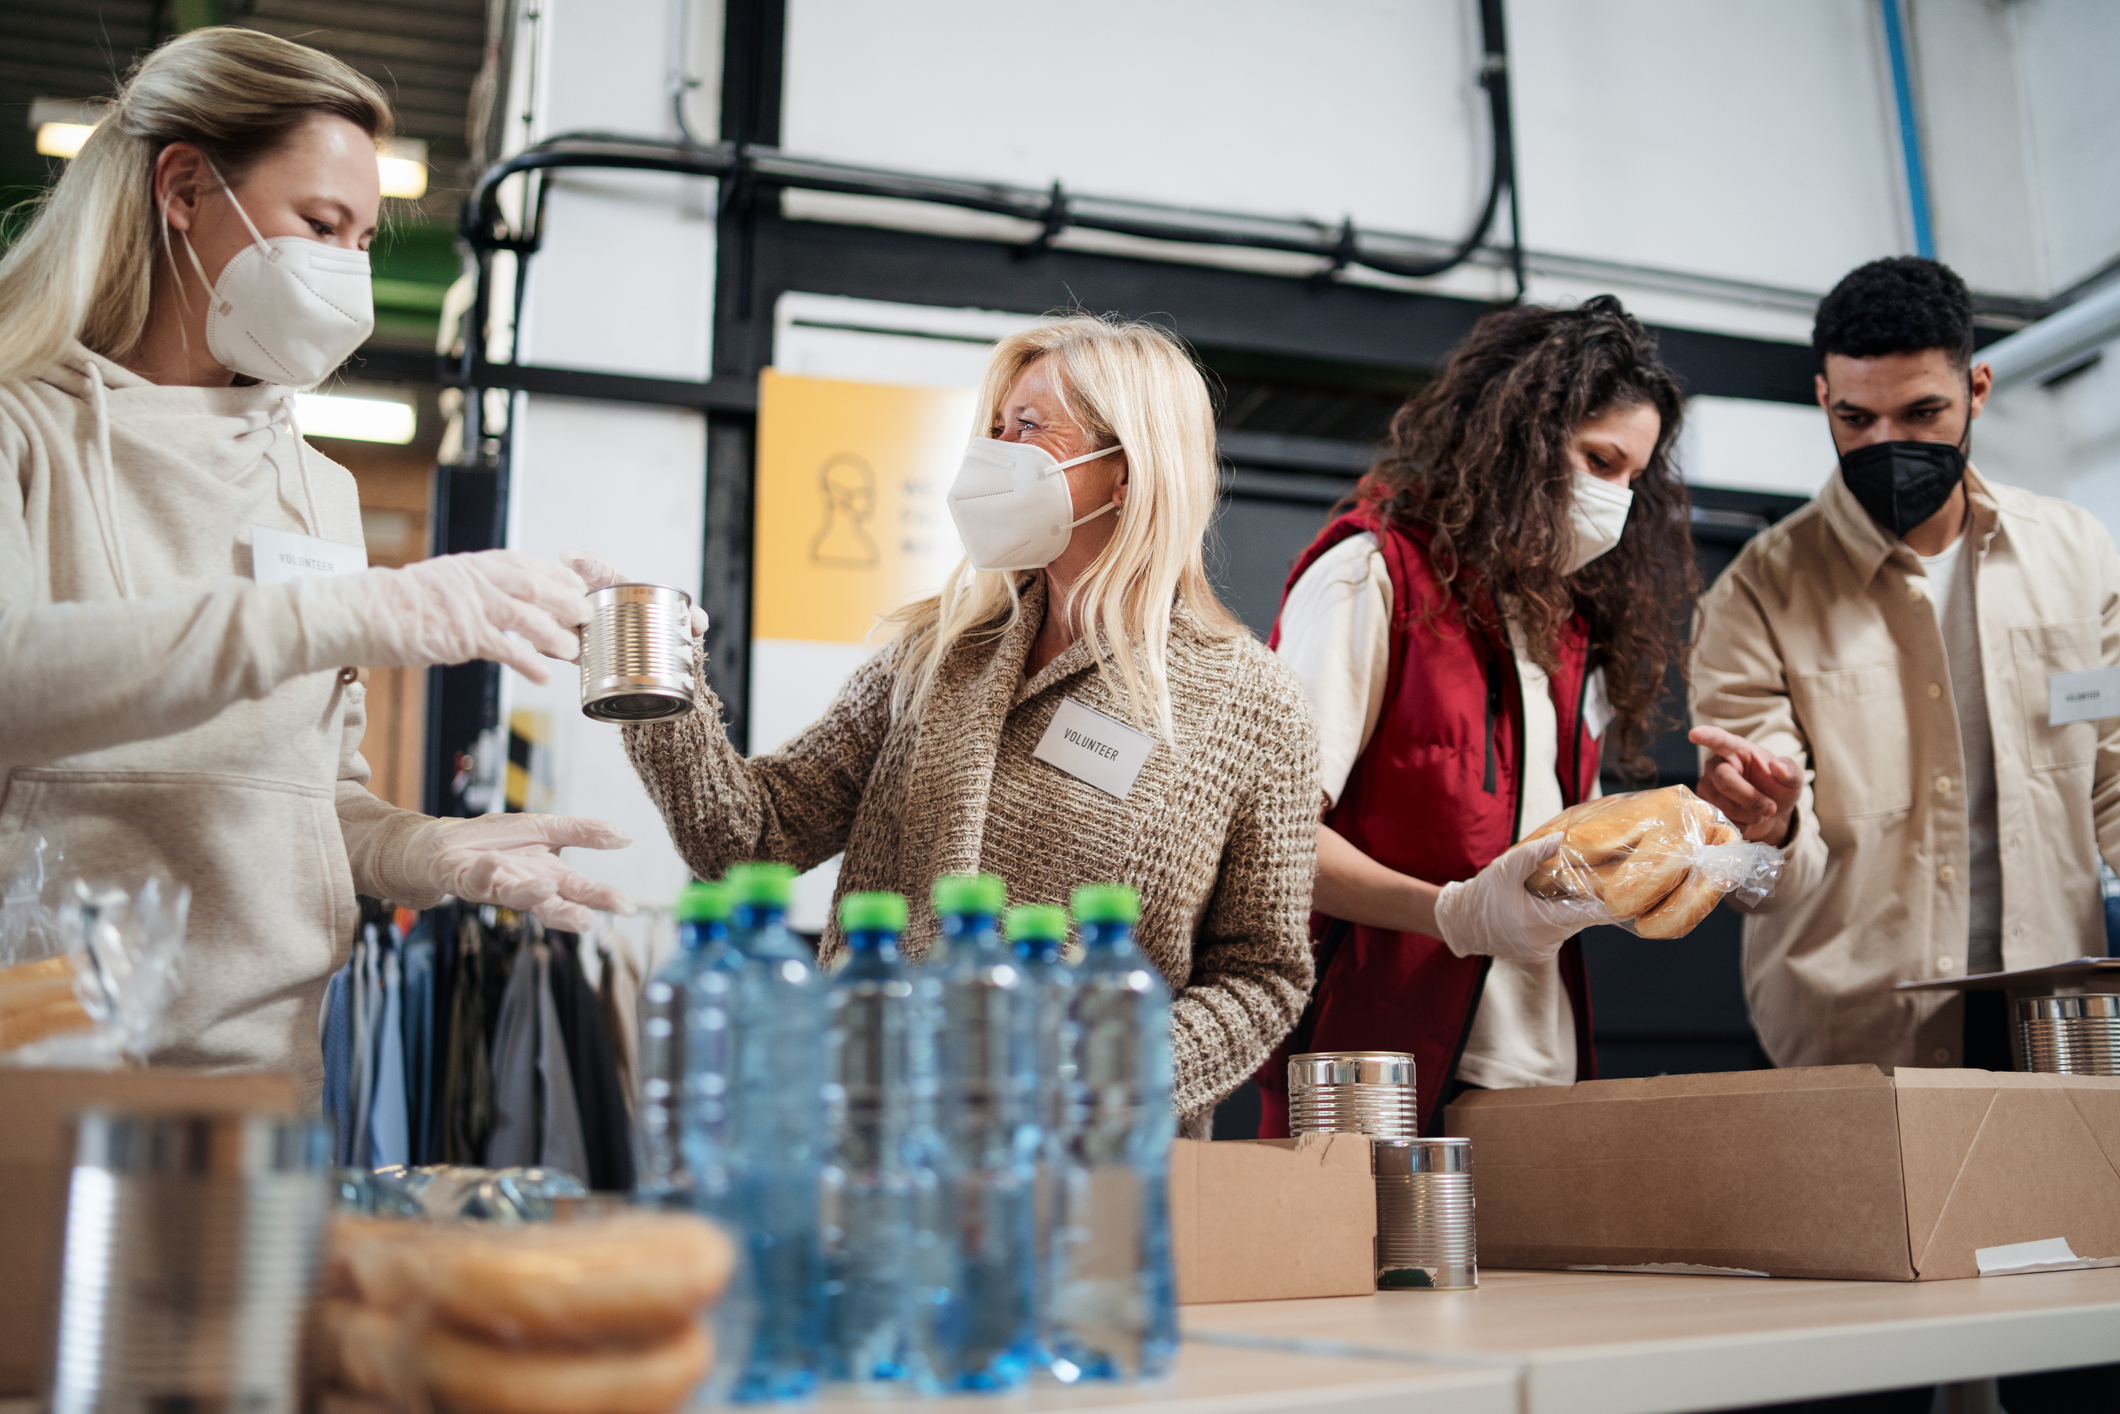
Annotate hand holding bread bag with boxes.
[1520,784,1782,938]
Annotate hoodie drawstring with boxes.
[84,361,138,599]
[278,392,325,537]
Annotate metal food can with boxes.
[1288,1050,1418,1142]
[580,582,697,722]
[2015,994,2120,1074]
[1374,1137,1476,1290]
[49,1111,331,1414]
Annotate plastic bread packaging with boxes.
[317,1207,738,1414]
[0,834,190,1066]
[1519,784,1783,939]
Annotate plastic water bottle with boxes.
[1049,883,1177,1383]
[719,862,827,1402]
[819,891,946,1388]
[1006,902,1074,1367]
[636,880,729,1203]
[931,873,1040,1391]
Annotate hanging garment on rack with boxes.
[321,966,353,1165]
[484,931,541,1167]
[402,917,435,1164]
[370,942,410,1167]
[534,944,591,1181]
[443,915,497,1165]
[596,934,643,1124]
[549,935,635,1191]
[349,926,375,1167]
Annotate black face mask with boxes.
[1835,372,1974,539]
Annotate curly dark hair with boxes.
[1813,256,1974,369]
[1356,295,1695,765]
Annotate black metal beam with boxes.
[699,0,788,754]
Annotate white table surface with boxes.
[1182,1266,2120,1414]
[18,1268,2119,1414]
[809,1340,1514,1414]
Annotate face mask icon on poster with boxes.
[172,161,376,388]
[945,437,1123,572]
[1837,374,1974,539]
[1563,471,1635,575]
[809,454,881,568]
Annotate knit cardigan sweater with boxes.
[623,579,1320,1134]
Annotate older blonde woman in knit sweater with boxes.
[604,316,1319,1135]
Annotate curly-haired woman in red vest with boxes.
[1258,296,1698,1137]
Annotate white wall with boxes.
[490,0,722,928]
[2003,0,2120,294]
[782,0,1913,315]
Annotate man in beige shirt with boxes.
[1689,257,2120,1071]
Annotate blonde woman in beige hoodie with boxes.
[0,28,632,1101]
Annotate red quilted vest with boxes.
[1257,509,1601,1137]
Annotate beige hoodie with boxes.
[0,345,441,1101]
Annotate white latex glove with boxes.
[562,550,710,638]
[1432,835,1605,962]
[337,550,591,685]
[402,812,634,933]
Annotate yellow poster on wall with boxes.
[754,369,976,644]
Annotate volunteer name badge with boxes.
[1033,696,1154,800]
[2050,665,2120,726]
[251,524,367,586]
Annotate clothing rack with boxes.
[321,900,643,1190]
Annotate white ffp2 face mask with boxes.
[945,437,1122,571]
[1564,472,1634,574]
[177,170,375,388]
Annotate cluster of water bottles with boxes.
[635,862,1178,1402]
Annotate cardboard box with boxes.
[0,1067,300,1394]
[1168,1134,1377,1303]
[1447,1065,2120,1281]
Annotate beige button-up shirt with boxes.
[1690,467,2120,1069]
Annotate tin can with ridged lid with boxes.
[49,1111,330,1414]
[2016,994,2120,1074]
[580,582,696,722]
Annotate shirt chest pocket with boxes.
[2012,618,2102,772]
[1789,663,1912,820]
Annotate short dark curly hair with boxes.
[1813,257,1975,370]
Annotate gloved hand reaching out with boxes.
[1431,835,1601,962]
[335,550,591,685]
[400,813,634,934]
[562,551,710,638]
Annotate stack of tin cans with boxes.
[1287,1051,1477,1290]
[2016,995,2120,1074]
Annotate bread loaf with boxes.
[1522,786,1738,937]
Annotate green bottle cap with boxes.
[1003,904,1068,943]
[673,880,730,923]
[1070,882,1140,926]
[839,891,909,933]
[931,873,1007,917]
[724,861,796,907]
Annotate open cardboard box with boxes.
[1169,1134,1377,1303]
[1447,1065,2120,1281]
[0,1067,300,1394]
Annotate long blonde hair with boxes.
[0,27,392,383]
[886,314,1245,740]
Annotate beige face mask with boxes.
[175,165,374,387]
[1565,472,1634,574]
[945,437,1122,572]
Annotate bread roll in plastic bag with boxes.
[1519,785,1781,938]
[318,1207,737,1414]
[0,834,189,1066]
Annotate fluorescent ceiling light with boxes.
[378,139,429,200]
[36,123,94,158]
[295,393,416,445]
